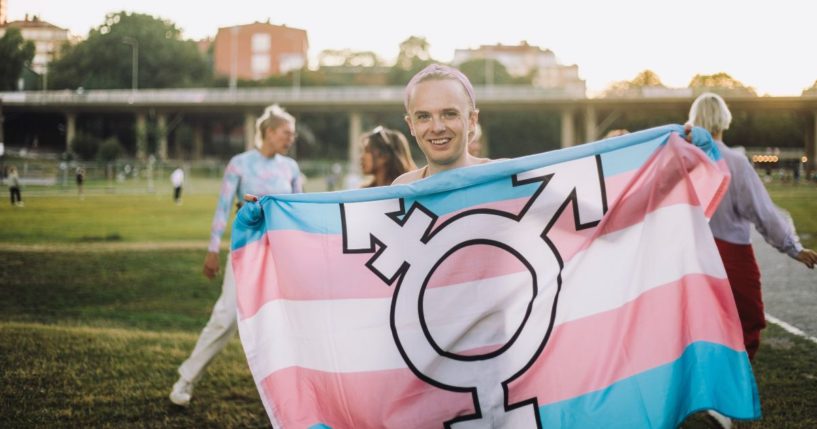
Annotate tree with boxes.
[802,79,817,96]
[318,49,382,68]
[49,11,209,90]
[630,70,664,87]
[97,137,125,163]
[688,72,756,96]
[71,133,101,161]
[458,59,515,85]
[603,70,665,98]
[388,36,435,85]
[0,28,35,90]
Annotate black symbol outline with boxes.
[338,154,608,428]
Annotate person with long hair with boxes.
[169,104,302,407]
[360,125,417,187]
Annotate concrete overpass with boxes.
[2,86,817,168]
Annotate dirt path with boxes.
[0,240,213,252]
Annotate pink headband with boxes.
[403,64,476,111]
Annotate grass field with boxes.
[2,177,816,428]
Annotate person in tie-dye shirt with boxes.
[169,104,302,407]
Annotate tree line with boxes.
[4,11,817,94]
[1,11,814,162]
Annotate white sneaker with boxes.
[706,410,732,429]
[169,377,194,407]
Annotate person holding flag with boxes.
[169,104,302,407]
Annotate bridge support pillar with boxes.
[584,106,598,143]
[561,108,575,148]
[810,111,817,174]
[157,113,168,161]
[65,112,76,153]
[348,111,363,176]
[193,122,204,160]
[244,111,256,151]
[136,112,147,160]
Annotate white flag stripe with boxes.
[555,203,725,325]
[239,204,724,380]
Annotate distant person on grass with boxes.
[170,167,185,205]
[76,167,85,199]
[7,165,23,207]
[169,104,303,407]
[467,122,485,158]
[688,92,817,428]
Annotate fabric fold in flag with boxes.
[231,124,759,429]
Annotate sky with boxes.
[8,0,817,96]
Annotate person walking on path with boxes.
[169,104,303,407]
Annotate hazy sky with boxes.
[9,0,817,96]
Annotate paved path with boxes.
[752,229,817,341]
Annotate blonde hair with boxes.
[404,64,476,112]
[688,92,732,135]
[255,104,295,149]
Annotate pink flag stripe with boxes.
[233,202,722,327]
[508,274,742,404]
[250,275,740,428]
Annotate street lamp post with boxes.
[229,26,238,91]
[122,37,139,95]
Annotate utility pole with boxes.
[229,26,239,91]
[122,37,139,97]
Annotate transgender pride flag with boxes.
[231,124,761,428]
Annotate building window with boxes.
[252,53,270,76]
[251,33,271,52]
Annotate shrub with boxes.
[96,137,124,163]
[71,133,100,161]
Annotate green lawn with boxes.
[764,182,817,250]
[1,178,816,428]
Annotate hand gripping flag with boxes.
[231,124,760,429]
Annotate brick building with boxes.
[213,21,308,81]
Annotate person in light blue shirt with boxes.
[170,104,302,407]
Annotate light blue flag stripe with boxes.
[303,342,759,429]
[536,341,760,428]
[232,124,718,250]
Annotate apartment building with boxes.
[213,21,308,81]
[453,41,586,96]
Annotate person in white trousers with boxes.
[169,104,303,406]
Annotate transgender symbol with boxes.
[340,155,606,428]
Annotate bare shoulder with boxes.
[392,169,425,185]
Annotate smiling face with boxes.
[404,79,478,173]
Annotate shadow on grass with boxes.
[0,322,268,428]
